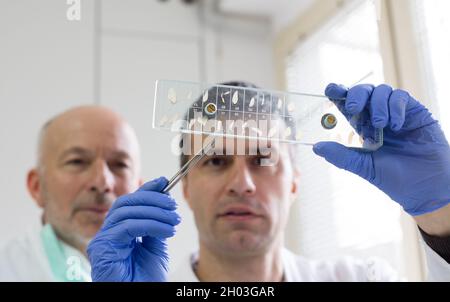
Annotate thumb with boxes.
[313,142,373,181]
[138,177,169,193]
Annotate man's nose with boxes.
[226,159,256,197]
[88,160,114,194]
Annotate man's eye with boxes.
[253,156,273,166]
[66,159,86,166]
[204,157,228,167]
[112,162,129,169]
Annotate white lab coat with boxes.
[0,225,91,282]
[168,243,450,282]
[1,226,449,281]
[0,227,54,281]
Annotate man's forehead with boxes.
[184,134,284,156]
[41,107,140,160]
[49,113,119,135]
[48,120,130,146]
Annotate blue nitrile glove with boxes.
[87,177,181,281]
[313,83,450,216]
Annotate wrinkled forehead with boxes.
[43,114,140,161]
[186,85,295,141]
[180,133,287,158]
[179,84,296,162]
[196,85,272,121]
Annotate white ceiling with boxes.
[219,0,316,32]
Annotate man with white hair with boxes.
[0,106,151,281]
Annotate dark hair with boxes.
[179,81,297,168]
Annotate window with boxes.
[284,0,406,276]
[411,0,450,133]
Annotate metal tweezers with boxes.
[162,136,216,193]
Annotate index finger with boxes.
[109,191,177,214]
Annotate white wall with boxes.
[0,0,275,272]
[220,0,315,34]
[98,0,274,271]
[0,0,96,241]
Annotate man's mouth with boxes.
[80,207,110,214]
[218,206,262,221]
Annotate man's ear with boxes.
[290,168,301,201]
[27,169,45,208]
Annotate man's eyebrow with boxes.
[206,146,276,156]
[59,147,92,159]
[249,147,275,156]
[59,148,133,159]
[110,150,132,160]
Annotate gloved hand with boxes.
[87,177,181,281]
[313,83,450,216]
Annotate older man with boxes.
[0,106,151,281]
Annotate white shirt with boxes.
[169,243,450,282]
[0,224,91,282]
[1,226,449,282]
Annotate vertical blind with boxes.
[412,0,450,133]
[284,0,405,274]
